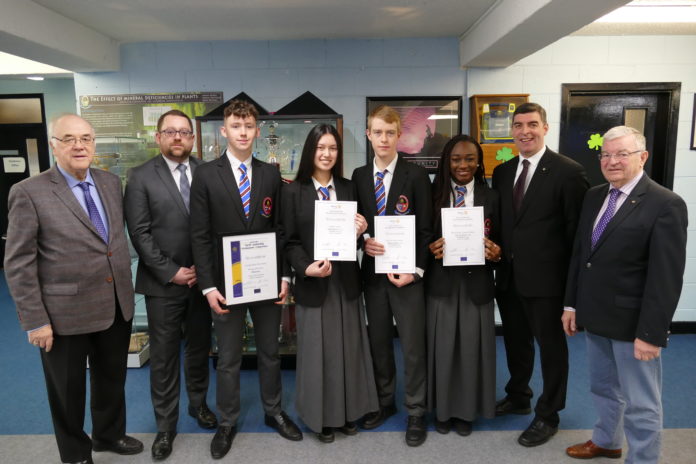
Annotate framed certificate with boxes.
[441,206,485,266]
[314,200,358,261]
[374,215,416,274]
[219,231,279,307]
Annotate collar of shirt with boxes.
[450,178,475,207]
[226,151,253,185]
[57,163,95,189]
[161,154,191,185]
[372,155,398,197]
[311,176,335,200]
[514,145,546,188]
[611,170,644,197]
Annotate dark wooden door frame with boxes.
[560,82,681,190]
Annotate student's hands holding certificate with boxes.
[387,272,414,287]
[206,289,229,315]
[305,259,333,278]
[276,280,290,305]
[355,213,368,238]
[364,237,385,257]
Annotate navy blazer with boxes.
[351,156,433,283]
[492,148,588,298]
[281,177,362,307]
[564,174,688,347]
[426,182,500,305]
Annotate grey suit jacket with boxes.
[564,174,688,347]
[4,165,134,335]
[124,154,200,297]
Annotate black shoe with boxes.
[67,459,93,464]
[264,411,303,441]
[518,418,558,447]
[337,422,358,436]
[453,418,472,437]
[92,435,144,455]
[315,427,335,443]
[210,425,237,459]
[435,419,451,434]
[151,431,176,461]
[189,403,218,429]
[405,415,427,447]
[495,397,532,416]
[361,404,397,430]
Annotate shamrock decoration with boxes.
[496,146,515,162]
[587,133,603,150]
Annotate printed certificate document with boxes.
[441,206,485,266]
[374,215,416,274]
[314,200,358,261]
[221,232,278,306]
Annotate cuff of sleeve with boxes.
[28,324,49,333]
[563,306,576,312]
[202,287,216,296]
[415,267,424,278]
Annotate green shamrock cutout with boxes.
[496,146,515,162]
[587,133,603,150]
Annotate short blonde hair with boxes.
[367,105,401,133]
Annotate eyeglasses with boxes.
[160,129,194,138]
[597,150,642,161]
[51,135,94,145]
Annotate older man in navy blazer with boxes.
[563,126,687,463]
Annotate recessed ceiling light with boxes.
[26,76,44,81]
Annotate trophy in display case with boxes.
[259,121,283,168]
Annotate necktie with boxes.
[591,188,621,249]
[454,185,467,208]
[238,163,251,219]
[375,170,386,216]
[512,159,530,216]
[77,182,108,243]
[176,163,190,211]
[318,186,330,201]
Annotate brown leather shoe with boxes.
[566,440,622,459]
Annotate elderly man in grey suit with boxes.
[125,109,216,461]
[4,114,143,464]
[562,126,688,463]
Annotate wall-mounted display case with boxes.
[469,94,529,176]
[196,92,343,181]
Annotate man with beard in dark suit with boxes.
[492,102,588,447]
[125,109,216,461]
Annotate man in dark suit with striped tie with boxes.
[125,110,216,460]
[190,100,302,459]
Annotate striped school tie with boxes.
[454,185,467,208]
[375,170,386,216]
[318,186,330,200]
[238,163,251,219]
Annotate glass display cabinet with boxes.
[469,94,529,177]
[196,91,343,181]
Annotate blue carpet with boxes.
[1,271,695,435]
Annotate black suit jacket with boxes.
[280,177,361,307]
[124,154,200,297]
[564,174,688,347]
[190,152,284,298]
[426,182,500,305]
[492,148,588,297]
[351,156,433,283]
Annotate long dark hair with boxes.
[431,134,485,225]
[294,124,343,184]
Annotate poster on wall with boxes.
[79,92,224,184]
[366,96,462,173]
